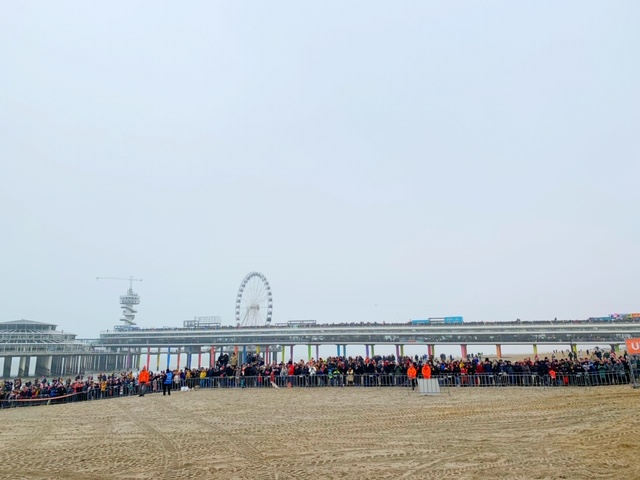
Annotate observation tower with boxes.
[96,276,142,327]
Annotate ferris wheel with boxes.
[235,272,273,327]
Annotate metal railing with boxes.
[434,371,631,387]
[2,369,637,409]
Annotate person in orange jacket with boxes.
[407,363,417,390]
[422,363,432,380]
[138,366,150,397]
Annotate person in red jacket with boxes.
[422,363,431,380]
[407,363,417,390]
[138,367,150,397]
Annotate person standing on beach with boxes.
[407,363,417,390]
[138,367,150,397]
[162,370,173,396]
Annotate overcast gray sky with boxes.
[1,2,639,339]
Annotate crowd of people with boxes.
[2,347,638,408]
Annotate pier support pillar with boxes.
[400,345,405,358]
[308,345,312,360]
[343,345,347,357]
[365,345,370,358]
[533,344,538,356]
[35,356,52,377]
[315,345,320,361]
[571,344,578,355]
[461,344,468,359]
[18,356,28,377]
[2,357,10,379]
[395,345,400,360]
[289,345,294,363]
[496,344,502,358]
[428,345,435,357]
[336,345,340,357]
[166,348,172,370]
[371,345,375,357]
[210,346,215,368]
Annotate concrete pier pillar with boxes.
[496,344,502,358]
[365,345,370,358]
[428,345,434,357]
[371,345,375,357]
[156,350,161,371]
[343,345,347,357]
[242,345,247,364]
[210,346,215,368]
[18,356,28,377]
[336,345,340,357]
[461,344,468,358]
[51,356,59,376]
[400,345,405,357]
[395,345,400,359]
[533,344,538,356]
[166,348,172,370]
[2,357,11,379]
[289,345,294,363]
[308,345,312,360]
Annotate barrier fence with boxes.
[3,368,639,409]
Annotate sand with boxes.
[1,385,639,480]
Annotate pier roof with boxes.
[0,319,57,330]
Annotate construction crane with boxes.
[96,276,143,326]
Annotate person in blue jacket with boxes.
[163,370,173,396]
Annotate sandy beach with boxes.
[1,385,639,480]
